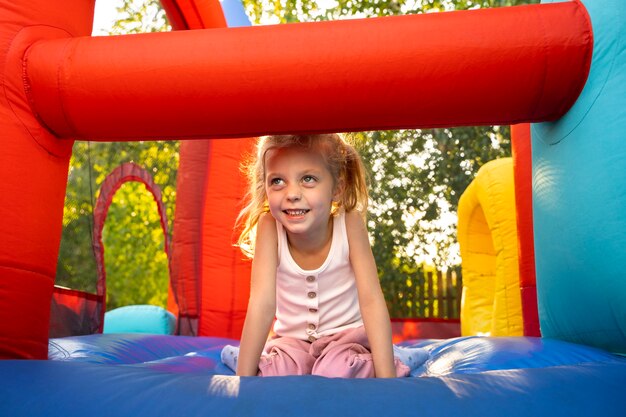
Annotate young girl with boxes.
[224,134,421,378]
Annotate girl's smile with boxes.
[283,209,310,217]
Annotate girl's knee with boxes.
[258,350,315,377]
[312,347,375,378]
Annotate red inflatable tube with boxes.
[24,2,592,142]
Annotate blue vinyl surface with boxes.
[1,334,625,417]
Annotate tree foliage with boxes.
[101,179,171,309]
[58,0,536,316]
[241,0,537,24]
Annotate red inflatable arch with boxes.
[0,0,592,358]
[93,162,173,331]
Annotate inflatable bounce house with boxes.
[1,0,625,415]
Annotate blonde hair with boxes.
[236,133,369,257]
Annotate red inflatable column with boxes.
[511,124,540,337]
[198,138,253,338]
[169,141,209,334]
[0,1,93,358]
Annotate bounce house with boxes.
[1,0,625,415]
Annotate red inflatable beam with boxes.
[24,2,591,141]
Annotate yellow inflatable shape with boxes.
[457,157,523,336]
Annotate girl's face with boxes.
[264,147,338,238]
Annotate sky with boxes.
[92,0,124,35]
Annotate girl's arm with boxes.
[236,213,278,376]
[346,211,397,378]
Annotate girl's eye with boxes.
[270,178,284,186]
[302,175,316,184]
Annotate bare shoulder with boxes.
[253,213,278,265]
[344,210,367,235]
[257,212,277,235]
[344,210,370,250]
[345,211,377,277]
[256,213,278,249]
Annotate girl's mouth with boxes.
[283,209,310,216]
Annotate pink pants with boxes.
[258,326,410,378]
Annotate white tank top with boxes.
[274,211,363,341]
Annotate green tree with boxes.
[352,128,509,317]
[102,180,171,309]
[108,0,170,34]
[241,0,537,24]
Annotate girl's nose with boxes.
[286,185,301,201]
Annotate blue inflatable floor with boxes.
[1,334,625,416]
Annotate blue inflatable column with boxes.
[532,0,626,354]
